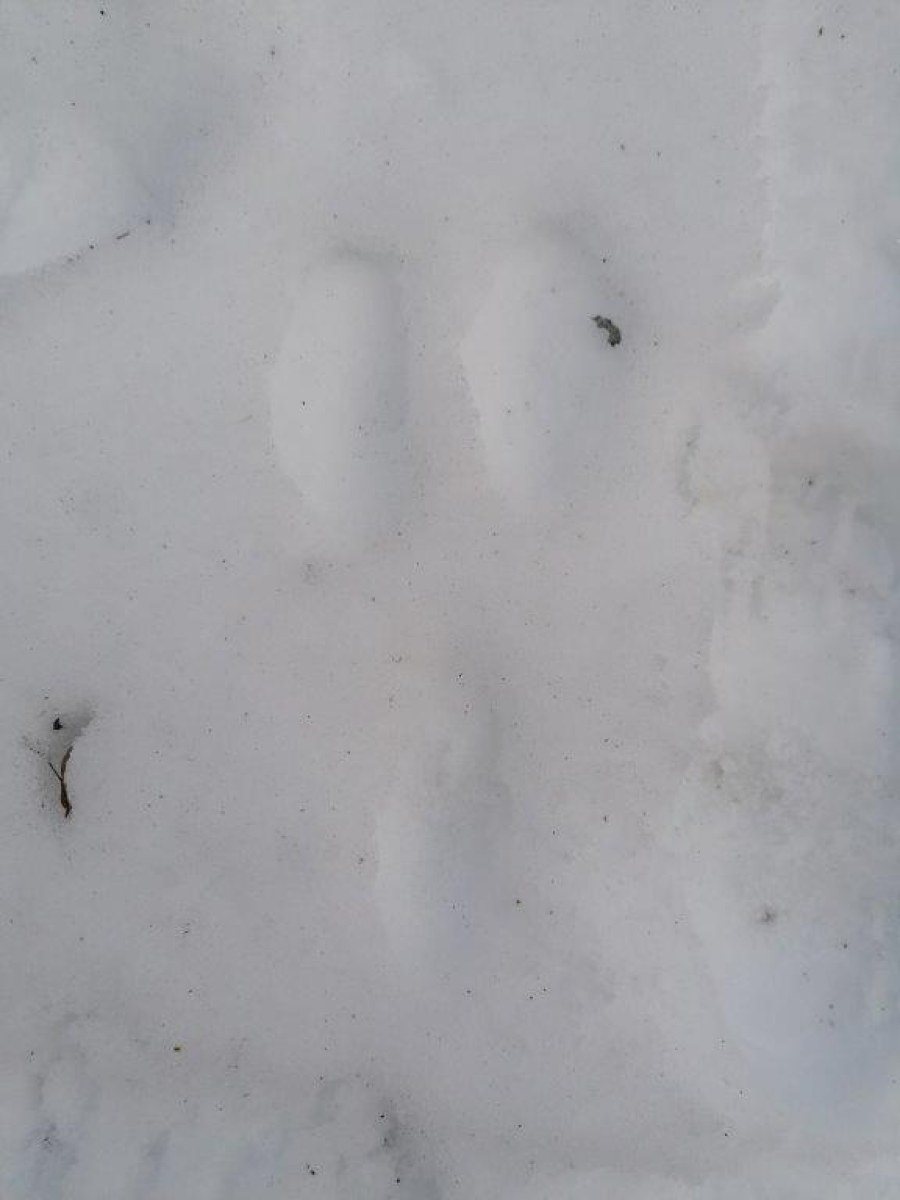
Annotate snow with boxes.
[270,252,409,548]
[1,1,899,1196]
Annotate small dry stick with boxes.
[48,746,73,818]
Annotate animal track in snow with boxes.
[460,232,616,508]
[269,252,408,549]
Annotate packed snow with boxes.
[2,1,899,1196]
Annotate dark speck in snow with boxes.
[593,315,622,346]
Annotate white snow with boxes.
[2,1,899,1196]
[460,232,617,506]
[270,252,410,548]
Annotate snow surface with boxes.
[2,1,900,1196]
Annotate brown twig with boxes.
[48,746,73,818]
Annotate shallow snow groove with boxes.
[460,231,616,507]
[269,252,409,548]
